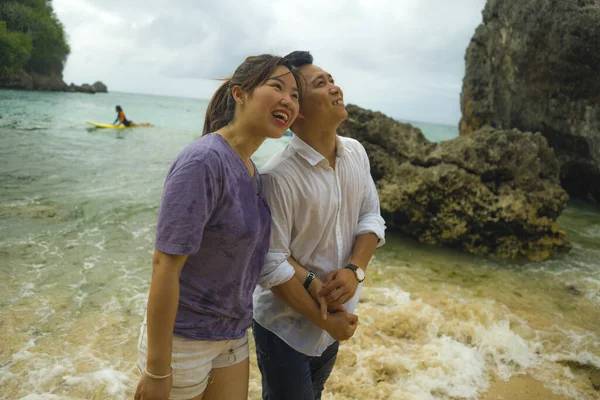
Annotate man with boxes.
[252,51,386,400]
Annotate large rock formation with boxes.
[339,104,571,261]
[460,0,600,203]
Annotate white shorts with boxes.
[137,321,249,400]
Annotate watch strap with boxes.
[344,264,359,272]
[344,263,365,282]
[303,271,316,290]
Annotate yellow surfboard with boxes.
[86,121,140,129]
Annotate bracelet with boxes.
[144,367,173,380]
[303,271,316,290]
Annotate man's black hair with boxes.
[283,51,313,69]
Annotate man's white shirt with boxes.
[253,134,386,356]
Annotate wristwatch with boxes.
[344,264,365,283]
[303,271,316,289]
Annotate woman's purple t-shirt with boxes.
[155,134,271,341]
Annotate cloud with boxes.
[52,0,487,125]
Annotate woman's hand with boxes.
[134,373,172,400]
[306,276,328,320]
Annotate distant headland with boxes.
[0,1,106,94]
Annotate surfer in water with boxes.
[114,105,152,127]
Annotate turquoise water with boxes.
[1,90,599,400]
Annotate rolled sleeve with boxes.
[258,173,296,289]
[357,146,386,247]
[357,213,386,247]
[258,253,295,289]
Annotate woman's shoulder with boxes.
[177,135,225,161]
[168,135,227,175]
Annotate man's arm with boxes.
[321,145,386,305]
[258,173,358,340]
[320,233,378,305]
[270,276,357,341]
[288,257,327,320]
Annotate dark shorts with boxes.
[252,320,339,400]
[123,120,132,127]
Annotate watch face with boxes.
[356,268,365,282]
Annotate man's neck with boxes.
[295,127,338,168]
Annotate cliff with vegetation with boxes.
[0,0,106,93]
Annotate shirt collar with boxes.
[289,134,350,167]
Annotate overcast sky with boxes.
[53,0,487,125]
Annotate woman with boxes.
[114,105,152,127]
[134,54,301,400]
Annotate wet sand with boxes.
[481,375,571,400]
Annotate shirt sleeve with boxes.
[155,157,219,255]
[257,173,295,289]
[356,145,386,247]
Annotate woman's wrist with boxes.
[143,366,173,380]
[145,357,172,376]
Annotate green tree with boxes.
[0,0,69,80]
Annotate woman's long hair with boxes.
[202,55,303,136]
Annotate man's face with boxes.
[297,64,348,124]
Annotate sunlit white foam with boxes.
[6,341,136,400]
[547,351,600,369]
[62,368,132,397]
[20,394,79,400]
[474,320,539,380]
[354,337,487,400]
[129,224,152,239]
[11,339,36,362]
[582,277,600,304]
[20,282,36,298]
[353,286,545,399]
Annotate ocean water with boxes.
[1,89,599,400]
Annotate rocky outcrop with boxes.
[68,83,95,93]
[1,70,34,90]
[460,0,600,203]
[30,73,68,91]
[339,104,571,261]
[67,81,108,93]
[92,81,108,93]
[0,70,108,94]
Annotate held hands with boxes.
[306,274,359,341]
[319,268,360,308]
[306,276,328,320]
[134,372,172,400]
[323,303,358,341]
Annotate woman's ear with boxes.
[231,85,245,105]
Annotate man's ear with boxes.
[296,111,306,120]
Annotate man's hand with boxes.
[323,304,358,341]
[319,268,360,307]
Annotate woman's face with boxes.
[239,66,300,139]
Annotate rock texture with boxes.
[460,0,600,203]
[1,70,108,94]
[339,104,571,261]
[92,81,108,93]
